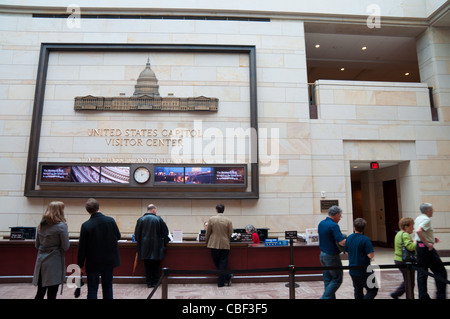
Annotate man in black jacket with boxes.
[134,204,170,287]
[77,198,121,299]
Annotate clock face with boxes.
[133,167,150,184]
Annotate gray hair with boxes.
[328,205,342,217]
[419,202,432,214]
[245,224,256,233]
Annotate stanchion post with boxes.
[161,267,169,299]
[285,232,300,289]
[404,263,414,299]
[290,238,294,264]
[289,265,296,299]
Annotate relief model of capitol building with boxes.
[74,59,218,112]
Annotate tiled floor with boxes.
[0,248,448,299]
[0,270,447,300]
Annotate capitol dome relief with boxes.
[133,58,160,97]
[74,59,218,112]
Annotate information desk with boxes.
[0,240,321,283]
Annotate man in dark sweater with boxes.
[77,198,121,299]
[134,204,170,287]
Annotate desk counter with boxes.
[0,240,321,283]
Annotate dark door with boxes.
[383,180,399,248]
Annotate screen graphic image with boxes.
[185,167,214,184]
[154,166,185,184]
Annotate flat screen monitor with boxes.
[71,166,101,183]
[99,166,130,184]
[39,164,130,185]
[40,165,72,183]
[184,167,214,184]
[214,167,245,185]
[154,166,185,184]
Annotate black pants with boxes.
[211,249,231,287]
[392,260,415,297]
[144,259,161,287]
[350,274,378,299]
[416,245,447,299]
[86,268,114,299]
[35,272,59,299]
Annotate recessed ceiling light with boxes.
[362,46,367,50]
[315,44,320,48]
[353,165,359,169]
[404,72,410,76]
[340,68,345,71]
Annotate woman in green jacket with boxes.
[391,217,416,299]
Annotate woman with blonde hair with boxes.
[32,201,70,299]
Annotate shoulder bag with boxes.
[401,231,416,263]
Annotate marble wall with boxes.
[315,80,450,247]
[0,12,449,248]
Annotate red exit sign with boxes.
[370,162,379,169]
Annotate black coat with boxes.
[134,213,170,261]
[77,212,121,272]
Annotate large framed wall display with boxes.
[24,43,259,199]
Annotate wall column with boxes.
[416,27,450,121]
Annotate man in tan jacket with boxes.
[205,204,233,287]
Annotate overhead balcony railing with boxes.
[308,80,438,122]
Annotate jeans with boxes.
[86,268,114,299]
[320,251,343,299]
[416,245,447,299]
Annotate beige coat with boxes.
[205,214,233,250]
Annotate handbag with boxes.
[401,231,417,263]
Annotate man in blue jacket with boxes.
[77,198,121,299]
[318,205,346,299]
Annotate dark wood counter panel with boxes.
[0,240,322,283]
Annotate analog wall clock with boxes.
[133,167,150,184]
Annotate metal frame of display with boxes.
[24,43,259,199]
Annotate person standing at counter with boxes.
[205,204,233,287]
[318,205,346,299]
[134,204,170,288]
[32,201,70,299]
[77,198,121,299]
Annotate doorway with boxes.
[349,161,407,246]
[382,180,400,248]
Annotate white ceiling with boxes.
[304,1,449,83]
[305,31,421,83]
